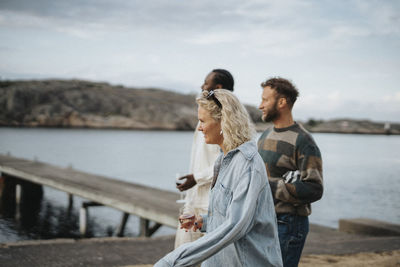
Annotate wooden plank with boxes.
[0,155,181,228]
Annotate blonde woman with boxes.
[155,90,282,267]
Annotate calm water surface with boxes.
[0,128,399,242]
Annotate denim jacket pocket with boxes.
[213,183,232,217]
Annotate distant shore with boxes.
[1,79,399,134]
[1,123,399,135]
[256,121,400,135]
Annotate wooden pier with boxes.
[0,154,181,237]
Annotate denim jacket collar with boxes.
[225,140,257,161]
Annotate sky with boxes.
[1,0,399,122]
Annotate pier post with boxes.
[139,218,162,237]
[80,205,88,237]
[67,194,74,215]
[19,179,43,228]
[116,212,130,237]
[79,201,103,237]
[0,174,43,224]
[0,174,17,217]
[15,184,21,221]
[140,218,150,237]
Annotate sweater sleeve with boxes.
[293,144,323,203]
[275,144,323,204]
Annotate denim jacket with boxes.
[155,141,283,267]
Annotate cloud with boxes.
[185,32,241,45]
[0,0,220,31]
[383,92,400,105]
[294,90,400,122]
[0,9,105,39]
[3,0,398,47]
[298,91,344,114]
[330,25,371,39]
[355,0,400,35]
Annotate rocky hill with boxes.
[303,118,400,135]
[0,79,262,130]
[2,79,398,134]
[256,119,400,135]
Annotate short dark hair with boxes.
[212,69,234,91]
[261,77,299,107]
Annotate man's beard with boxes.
[262,101,280,122]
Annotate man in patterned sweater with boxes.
[257,77,323,267]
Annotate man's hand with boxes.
[282,170,299,196]
[176,174,196,191]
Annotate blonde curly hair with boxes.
[196,90,255,152]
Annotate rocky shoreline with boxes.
[256,120,400,135]
[0,79,262,131]
[1,79,399,135]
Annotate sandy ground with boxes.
[121,250,400,267]
[299,250,400,267]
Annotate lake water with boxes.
[1,127,399,242]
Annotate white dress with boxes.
[174,122,220,248]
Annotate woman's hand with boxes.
[179,214,203,232]
[193,215,203,232]
[179,213,196,232]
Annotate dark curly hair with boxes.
[212,69,234,91]
[261,77,299,107]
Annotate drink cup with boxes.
[179,206,196,232]
[179,213,195,229]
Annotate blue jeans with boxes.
[277,213,309,267]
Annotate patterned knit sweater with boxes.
[257,123,323,216]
